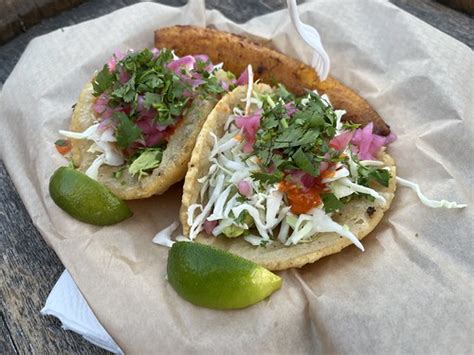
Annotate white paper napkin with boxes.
[41,271,123,354]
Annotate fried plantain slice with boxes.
[155,25,390,135]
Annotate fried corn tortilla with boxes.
[180,85,396,271]
[155,25,390,136]
[70,26,389,201]
[70,82,217,200]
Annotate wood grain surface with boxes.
[0,0,472,354]
[0,0,88,44]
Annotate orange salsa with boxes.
[278,179,326,214]
[54,139,72,155]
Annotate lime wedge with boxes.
[49,166,132,225]
[167,242,282,309]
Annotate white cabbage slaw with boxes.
[184,88,390,250]
[178,87,466,251]
[59,123,124,180]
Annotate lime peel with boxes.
[49,166,132,225]
[167,242,282,309]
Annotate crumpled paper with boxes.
[0,0,472,353]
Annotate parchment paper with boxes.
[1,0,472,353]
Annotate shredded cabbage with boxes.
[182,86,394,251]
[310,208,364,251]
[59,124,124,180]
[189,173,225,240]
[339,177,386,206]
[207,185,232,221]
[244,235,269,246]
[152,221,179,248]
[396,177,467,209]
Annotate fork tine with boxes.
[287,0,330,80]
[316,56,323,78]
[320,61,326,80]
[315,55,321,72]
[313,55,319,71]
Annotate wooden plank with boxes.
[0,161,108,354]
[391,0,473,47]
[1,313,19,354]
[0,0,87,44]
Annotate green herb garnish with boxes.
[91,48,229,152]
[251,171,284,185]
[322,193,344,213]
[54,139,68,147]
[251,91,341,185]
[114,112,142,149]
[92,65,114,96]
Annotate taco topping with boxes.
[59,48,235,179]
[54,139,72,155]
[186,83,396,249]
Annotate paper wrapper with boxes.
[1,0,472,353]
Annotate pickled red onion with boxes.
[203,219,218,235]
[352,122,397,160]
[235,109,262,153]
[329,130,354,151]
[237,180,253,197]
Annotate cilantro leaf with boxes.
[292,148,319,176]
[92,65,114,96]
[357,163,391,188]
[114,112,142,149]
[54,139,68,147]
[322,193,344,213]
[143,92,162,109]
[369,169,390,187]
[276,84,294,102]
[250,88,343,186]
[342,121,361,130]
[292,130,320,147]
[251,171,284,185]
[273,127,305,149]
[272,154,295,171]
[112,75,136,103]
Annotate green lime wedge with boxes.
[49,166,132,225]
[167,242,282,309]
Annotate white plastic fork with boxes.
[287,0,331,81]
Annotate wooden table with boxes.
[1,0,472,353]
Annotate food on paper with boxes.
[59,48,236,200]
[155,25,391,135]
[157,27,464,274]
[49,166,132,225]
[180,81,397,270]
